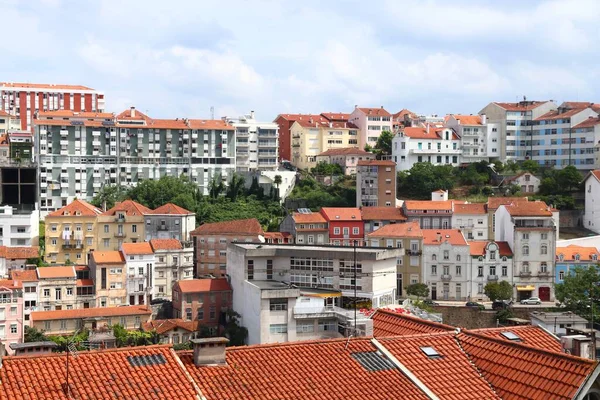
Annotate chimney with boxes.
[191,337,229,366]
[130,107,136,118]
[437,233,442,242]
[250,110,255,119]
[481,114,487,125]
[355,105,358,109]
[426,124,430,134]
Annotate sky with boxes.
[1,0,599,120]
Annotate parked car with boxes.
[520,297,542,305]
[492,300,512,311]
[422,299,439,307]
[465,301,485,310]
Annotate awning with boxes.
[516,285,535,291]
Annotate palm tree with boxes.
[273,175,282,199]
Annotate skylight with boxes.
[420,346,442,359]
[127,354,167,367]
[351,352,395,372]
[500,331,521,341]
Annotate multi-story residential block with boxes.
[279,210,328,245]
[0,82,105,131]
[320,207,363,245]
[315,147,374,175]
[145,203,196,242]
[172,278,232,335]
[452,203,488,240]
[36,266,77,311]
[44,199,102,264]
[479,100,557,163]
[575,117,600,168]
[0,110,20,134]
[97,200,151,252]
[367,221,422,298]
[486,196,529,240]
[468,241,513,301]
[7,130,34,163]
[227,243,399,344]
[584,170,600,233]
[361,206,407,238]
[190,218,263,278]
[445,114,499,163]
[30,305,151,335]
[0,279,23,354]
[422,229,470,301]
[504,172,541,194]
[89,251,126,308]
[0,204,39,246]
[403,196,453,230]
[348,106,393,149]
[356,160,397,207]
[555,245,599,284]
[121,242,155,306]
[392,124,462,171]
[392,109,419,131]
[495,201,557,301]
[150,239,194,300]
[10,270,38,323]
[226,111,279,172]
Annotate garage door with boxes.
[539,286,550,301]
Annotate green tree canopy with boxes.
[521,159,539,174]
[397,163,455,199]
[406,283,429,300]
[555,265,600,319]
[223,309,248,346]
[311,162,343,176]
[374,130,394,157]
[90,184,128,210]
[24,326,48,343]
[484,281,513,301]
[557,165,582,192]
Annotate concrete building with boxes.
[392,124,462,171]
[36,266,77,311]
[452,203,488,241]
[361,206,407,238]
[145,203,196,242]
[89,251,126,308]
[0,110,20,134]
[584,170,600,234]
[445,114,499,163]
[0,247,39,279]
[315,147,375,175]
[121,242,155,306]
[172,279,232,335]
[486,196,529,240]
[0,204,39,246]
[468,241,514,301]
[367,221,422,298]
[422,229,470,301]
[356,160,396,207]
[97,200,151,252]
[320,207,363,246]
[555,245,599,284]
[274,114,323,162]
[279,210,328,245]
[504,172,541,194]
[531,311,589,337]
[10,270,38,324]
[495,201,557,301]
[150,239,194,300]
[403,196,453,230]
[191,218,264,278]
[0,82,105,131]
[348,106,393,149]
[0,279,23,355]
[226,111,278,172]
[227,243,399,344]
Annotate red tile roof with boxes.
[37,110,114,119]
[190,218,263,236]
[452,114,483,125]
[175,278,232,293]
[453,203,487,215]
[401,126,443,139]
[556,244,600,261]
[115,108,152,123]
[393,109,417,120]
[588,170,600,183]
[469,241,513,257]
[458,330,596,400]
[121,242,154,255]
[142,319,199,334]
[101,199,152,216]
[404,200,454,211]
[469,325,562,352]
[535,108,588,121]
[10,270,38,282]
[486,196,529,210]
[0,279,22,290]
[360,206,407,221]
[76,278,94,287]
[91,251,125,264]
[367,221,422,238]
[187,119,234,130]
[357,107,391,117]
[3,246,39,259]
[150,239,183,251]
[356,159,396,166]
[561,101,598,109]
[422,229,468,246]
[31,305,151,322]
[292,212,327,224]
[372,309,454,337]
[318,147,371,156]
[493,101,551,111]
[0,345,201,400]
[34,119,107,127]
[320,207,362,222]
[275,113,323,123]
[179,338,429,400]
[151,203,193,215]
[293,115,331,128]
[504,200,552,217]
[573,117,600,129]
[47,199,103,217]
[0,110,10,117]
[263,232,292,242]
[0,82,95,90]
[36,266,76,279]
[320,112,351,122]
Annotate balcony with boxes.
[462,142,480,147]
[519,271,531,277]
[157,225,169,231]
[114,232,127,238]
[441,274,452,282]
[293,305,344,319]
[538,271,550,277]
[407,250,422,256]
[115,217,125,223]
[92,131,101,137]
[487,275,499,281]
[62,243,76,249]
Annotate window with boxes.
[522,245,529,256]
[270,324,288,334]
[502,265,507,276]
[60,320,67,330]
[478,266,483,277]
[270,298,288,311]
[51,239,57,246]
[186,308,192,320]
[432,254,437,261]
[318,321,336,331]
[55,288,61,300]
[559,271,565,280]
[66,288,73,296]
[132,225,137,233]
[541,245,548,255]
[197,308,204,320]
[522,233,529,240]
[11,324,18,334]
[247,260,254,280]
[490,251,496,260]
[478,283,483,294]
[352,227,359,235]
[104,225,109,233]
[541,233,548,240]
[456,265,462,275]
[296,323,314,333]
[103,238,109,248]
[87,223,93,231]
[334,227,340,235]
[267,259,273,280]
[443,251,449,260]
[540,262,548,273]
[456,255,461,262]
[431,265,437,275]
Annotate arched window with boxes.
[541,245,548,255]
[522,245,529,256]
[575,254,580,261]
[593,254,598,261]
[502,256,507,262]
[432,254,437,261]
[456,255,461,262]
[478,256,483,262]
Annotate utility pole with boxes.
[354,239,358,336]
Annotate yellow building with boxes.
[89,250,127,307]
[96,200,151,251]
[44,200,103,264]
[291,116,359,170]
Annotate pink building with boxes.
[0,279,23,355]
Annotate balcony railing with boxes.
[441,274,452,282]
[157,225,169,231]
[538,270,550,276]
[519,271,531,277]
[114,232,126,238]
[487,275,498,281]
[115,217,125,223]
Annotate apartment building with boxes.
[356,160,396,207]
[361,206,407,237]
[44,199,102,264]
[279,210,328,245]
[172,279,232,335]
[150,239,194,300]
[392,124,462,171]
[584,170,600,233]
[36,266,77,311]
[403,197,453,230]
[392,109,419,131]
[555,245,600,285]
[89,251,126,308]
[478,100,557,163]
[227,243,399,344]
[422,229,470,301]
[97,200,151,252]
[190,218,263,278]
[468,241,513,301]
[451,203,488,240]
[315,147,374,175]
[226,111,278,172]
[348,106,393,148]
[0,82,105,131]
[320,207,363,245]
[145,203,196,242]
[576,117,600,168]
[121,242,155,306]
[0,110,20,134]
[445,114,500,162]
[0,279,23,354]
[10,270,38,323]
[495,201,557,301]
[0,204,39,246]
[367,221,422,298]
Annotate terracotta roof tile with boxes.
[4,246,39,259]
[10,270,38,282]
[452,114,483,125]
[101,199,152,216]
[588,170,600,182]
[535,108,590,121]
[422,229,468,246]
[115,108,152,123]
[76,278,94,287]
[151,203,193,215]
[493,101,551,111]
[320,112,351,122]
[91,251,125,264]
[320,207,362,221]
[556,245,600,261]
[0,82,95,90]
[561,101,598,109]
[360,207,407,221]
[0,345,200,399]
[0,279,22,290]
[34,119,106,127]
[504,200,552,217]
[367,221,422,239]
[357,107,391,117]
[401,125,454,140]
[468,325,562,352]
[404,200,454,211]
[263,232,292,241]
[293,115,331,128]
[486,196,529,210]
[372,309,454,337]
[47,199,103,217]
[292,212,327,224]
[36,266,76,279]
[453,203,487,215]
[31,305,151,322]
[142,319,199,335]
[573,117,600,129]
[469,241,513,257]
[187,119,234,130]
[275,113,323,122]
[356,159,395,166]
[393,109,417,120]
[317,147,371,156]
[37,110,114,119]
[190,218,263,236]
[0,110,10,117]
[175,278,232,293]
[149,239,183,251]
[121,242,154,255]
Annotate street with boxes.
[432,300,557,310]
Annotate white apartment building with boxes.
[445,114,500,163]
[451,203,488,241]
[468,241,514,301]
[36,266,77,311]
[422,230,470,301]
[348,106,393,149]
[494,201,557,301]
[226,111,279,172]
[227,243,399,344]
[392,125,462,171]
[478,100,557,163]
[149,239,194,300]
[0,205,39,246]
[121,242,155,306]
[0,110,20,134]
[583,170,600,234]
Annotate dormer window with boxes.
[574,254,580,261]
[593,254,598,261]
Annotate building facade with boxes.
[392,125,462,171]
[451,203,488,241]
[584,170,600,234]
[150,239,194,300]
[356,160,396,207]
[403,197,453,230]
[36,266,77,311]
[555,245,600,284]
[146,203,196,242]
[0,204,39,246]
[226,111,279,172]
[468,241,514,301]
[504,172,541,194]
[0,279,23,354]
[445,114,499,163]
[348,106,393,149]
[320,207,363,246]
[279,211,329,245]
[10,270,38,323]
[0,110,20,134]
[121,242,155,306]
[89,251,126,308]
[97,200,151,252]
[361,206,407,238]
[315,147,374,175]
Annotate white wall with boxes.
[584,175,600,234]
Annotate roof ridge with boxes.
[4,343,173,361]
[373,309,456,331]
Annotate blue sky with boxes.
[1,0,599,120]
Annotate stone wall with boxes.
[559,209,584,228]
[435,306,545,329]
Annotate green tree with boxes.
[225,173,246,201]
[311,162,343,176]
[273,174,282,198]
[506,160,519,173]
[24,326,48,342]
[406,283,429,300]
[484,281,513,301]
[507,183,521,196]
[90,184,128,210]
[521,159,539,174]
[397,163,456,199]
[223,309,248,346]
[374,130,394,157]
[555,265,600,319]
[492,161,505,174]
[557,165,582,192]
[539,177,561,195]
[127,175,198,209]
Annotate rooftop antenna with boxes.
[210,106,215,120]
[64,329,80,399]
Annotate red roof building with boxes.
[320,207,363,246]
[172,279,232,333]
